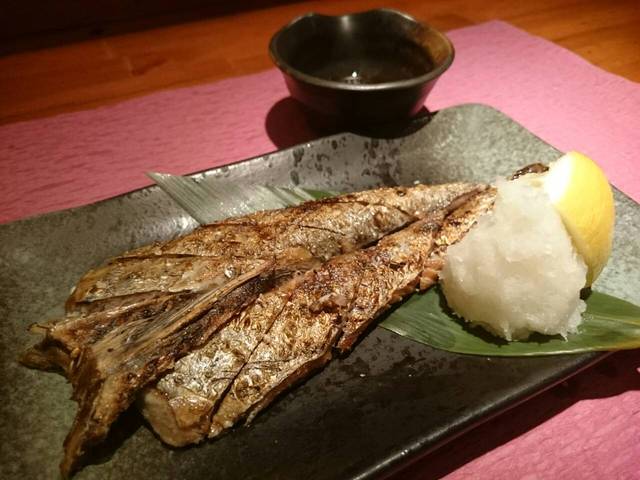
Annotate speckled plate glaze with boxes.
[1,104,638,480]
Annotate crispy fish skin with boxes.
[117,184,477,259]
[206,187,496,438]
[207,217,443,438]
[202,186,500,437]
[24,183,478,375]
[21,292,199,375]
[139,283,299,446]
[137,185,485,446]
[66,183,478,308]
[415,187,497,294]
[142,255,369,446]
[25,183,477,374]
[51,182,483,476]
[69,256,268,304]
[61,263,273,477]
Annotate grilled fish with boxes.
[23,183,479,376]
[138,191,493,446]
[207,217,443,437]
[208,188,496,438]
[139,280,301,446]
[25,182,482,477]
[395,187,497,306]
[139,229,410,445]
[138,187,495,446]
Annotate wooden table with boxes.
[1,0,639,125]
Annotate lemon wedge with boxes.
[543,151,615,286]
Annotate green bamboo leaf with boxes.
[149,176,640,356]
[148,172,336,224]
[381,287,640,356]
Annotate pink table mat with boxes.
[1,20,639,479]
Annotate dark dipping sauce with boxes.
[269,9,454,124]
[290,36,434,85]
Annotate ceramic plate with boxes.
[1,104,638,479]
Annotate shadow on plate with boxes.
[264,97,320,149]
[265,97,434,150]
[77,407,144,471]
[389,348,640,480]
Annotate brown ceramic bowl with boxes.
[269,8,454,126]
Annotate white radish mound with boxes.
[440,177,587,341]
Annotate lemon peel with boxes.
[543,151,615,286]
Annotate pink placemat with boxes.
[1,20,639,480]
[1,21,639,224]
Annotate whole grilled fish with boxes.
[23,183,479,376]
[24,182,482,477]
[138,187,496,446]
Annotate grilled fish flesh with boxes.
[210,188,497,437]
[21,182,482,476]
[414,187,497,295]
[207,216,442,438]
[138,187,495,446]
[23,183,479,375]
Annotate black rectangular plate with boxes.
[1,104,638,479]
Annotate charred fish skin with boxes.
[60,263,274,477]
[21,292,199,374]
[141,256,369,446]
[206,188,495,438]
[335,220,440,352]
[207,216,443,438]
[69,256,268,305]
[65,183,479,309]
[119,183,471,259]
[26,183,480,375]
[29,250,317,375]
[207,187,496,433]
[139,283,298,447]
[418,187,497,292]
[22,182,485,476]
[138,184,485,446]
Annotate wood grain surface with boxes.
[1,0,639,125]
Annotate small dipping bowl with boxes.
[269,8,454,126]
